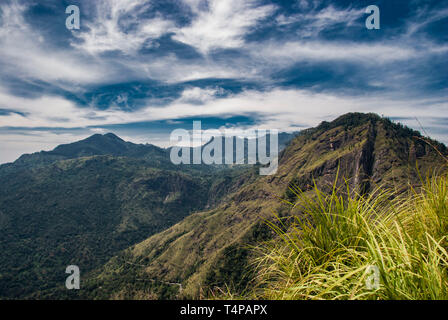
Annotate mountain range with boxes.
[0,113,446,299]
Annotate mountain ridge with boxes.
[1,131,299,175]
[0,113,446,299]
[0,129,299,298]
[72,112,447,300]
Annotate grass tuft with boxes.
[248,172,448,300]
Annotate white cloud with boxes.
[126,53,244,83]
[276,4,363,35]
[253,40,418,65]
[0,2,107,84]
[0,85,447,163]
[178,87,224,104]
[405,6,448,37]
[140,88,448,131]
[1,82,447,134]
[73,0,175,54]
[72,0,275,56]
[173,0,276,53]
[0,0,447,163]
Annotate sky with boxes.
[0,0,446,163]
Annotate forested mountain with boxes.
[0,113,446,299]
[0,129,296,298]
[72,113,447,300]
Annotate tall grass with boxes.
[250,172,448,300]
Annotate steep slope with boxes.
[82,113,447,299]
[0,155,218,299]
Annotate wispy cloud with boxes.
[72,0,175,54]
[253,40,418,64]
[0,0,447,163]
[0,2,106,84]
[173,0,276,53]
[275,4,364,37]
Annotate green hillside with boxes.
[0,113,445,300]
[244,171,448,300]
[0,149,256,299]
[0,128,296,299]
[79,113,447,299]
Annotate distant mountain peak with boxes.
[103,132,124,141]
[84,132,124,142]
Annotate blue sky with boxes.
[0,0,446,163]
